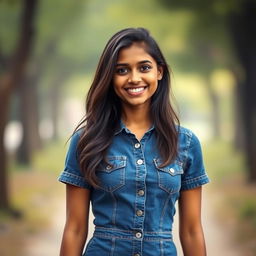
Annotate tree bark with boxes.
[16,75,41,165]
[204,75,221,139]
[228,0,256,182]
[0,92,11,209]
[0,0,37,209]
[48,69,72,141]
[231,68,245,151]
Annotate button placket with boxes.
[106,165,112,170]
[135,232,142,239]
[136,210,143,216]
[137,189,144,196]
[137,159,143,165]
[134,143,141,148]
[133,138,147,256]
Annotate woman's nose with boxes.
[128,70,142,84]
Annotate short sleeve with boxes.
[58,131,92,190]
[180,132,210,191]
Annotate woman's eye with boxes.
[140,65,152,72]
[116,68,128,75]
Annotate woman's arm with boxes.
[178,186,207,256]
[60,184,91,256]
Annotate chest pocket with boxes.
[97,156,126,192]
[153,159,184,194]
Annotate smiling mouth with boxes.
[125,86,148,95]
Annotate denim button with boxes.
[134,254,140,256]
[136,210,143,216]
[135,232,142,238]
[137,159,143,165]
[134,143,140,148]
[106,165,112,170]
[137,190,144,196]
[169,168,175,174]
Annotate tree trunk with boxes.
[50,85,60,141]
[228,0,256,182]
[204,75,221,139]
[16,73,41,165]
[0,0,37,209]
[49,70,72,141]
[0,91,11,209]
[16,79,41,164]
[231,68,245,151]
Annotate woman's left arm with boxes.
[178,186,207,256]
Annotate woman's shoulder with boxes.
[176,125,194,137]
[68,128,84,146]
[176,125,201,148]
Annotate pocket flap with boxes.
[153,159,183,176]
[101,156,127,173]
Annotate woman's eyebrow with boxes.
[116,60,153,66]
[138,60,153,64]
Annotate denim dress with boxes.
[58,123,209,256]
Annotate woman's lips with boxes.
[125,86,148,96]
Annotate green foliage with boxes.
[32,139,67,174]
[0,1,21,61]
[239,199,256,227]
[156,0,237,74]
[159,0,245,15]
[204,140,245,182]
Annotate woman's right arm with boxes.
[60,184,91,256]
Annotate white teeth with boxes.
[127,87,145,93]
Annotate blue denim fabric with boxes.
[58,123,210,256]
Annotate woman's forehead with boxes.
[116,43,156,64]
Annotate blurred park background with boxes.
[0,0,256,255]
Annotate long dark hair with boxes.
[74,28,179,188]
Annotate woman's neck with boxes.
[121,104,152,140]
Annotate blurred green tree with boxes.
[158,0,256,182]
[0,0,38,210]
[16,0,87,164]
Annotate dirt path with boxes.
[24,185,65,256]
[173,186,244,256]
[24,185,244,256]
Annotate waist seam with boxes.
[93,226,173,241]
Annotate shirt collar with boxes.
[114,120,128,135]
[114,120,155,136]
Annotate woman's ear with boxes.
[157,66,163,80]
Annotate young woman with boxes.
[58,27,210,256]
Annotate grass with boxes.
[239,198,256,227]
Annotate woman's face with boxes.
[113,43,163,110]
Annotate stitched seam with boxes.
[110,191,117,225]
[61,171,84,181]
[184,131,193,170]
[98,167,126,192]
[160,193,172,231]
[93,233,172,241]
[182,173,208,185]
[95,226,172,234]
[160,240,164,256]
[110,238,115,256]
